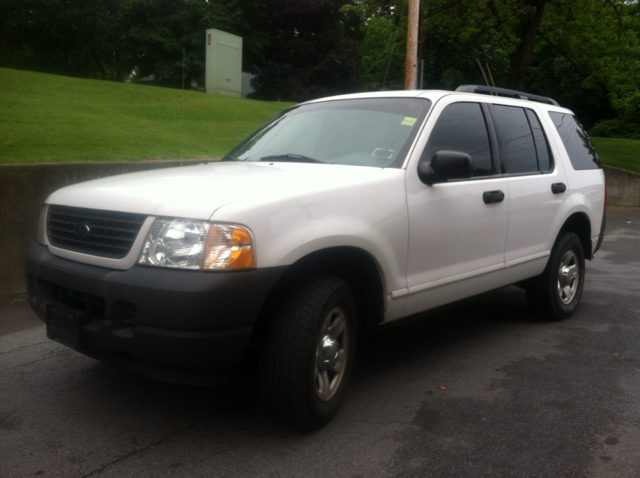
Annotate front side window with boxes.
[224,98,431,168]
[422,102,493,177]
[549,112,600,170]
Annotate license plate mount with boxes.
[46,303,86,350]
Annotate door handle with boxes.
[552,182,567,194]
[483,190,505,204]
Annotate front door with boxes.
[403,100,508,316]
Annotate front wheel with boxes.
[526,232,585,321]
[260,276,357,431]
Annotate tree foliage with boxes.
[0,0,124,80]
[532,0,640,131]
[0,0,268,87]
[341,0,408,90]
[120,0,237,87]
[348,0,640,133]
[0,0,358,100]
[247,0,359,102]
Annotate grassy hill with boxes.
[591,137,640,175]
[0,68,294,163]
[1,67,638,174]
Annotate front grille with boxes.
[47,205,147,259]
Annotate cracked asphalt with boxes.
[1,209,639,478]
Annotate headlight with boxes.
[37,205,49,245]
[138,218,255,270]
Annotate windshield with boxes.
[224,97,431,168]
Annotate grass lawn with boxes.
[592,137,640,175]
[0,68,294,163]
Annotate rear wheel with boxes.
[260,276,357,431]
[526,232,585,321]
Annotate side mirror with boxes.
[418,150,474,185]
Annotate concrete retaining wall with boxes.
[1,162,639,298]
[603,166,640,207]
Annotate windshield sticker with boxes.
[401,117,417,126]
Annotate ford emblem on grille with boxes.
[73,223,91,237]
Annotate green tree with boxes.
[530,0,640,131]
[350,0,640,134]
[342,0,408,90]
[247,0,359,101]
[345,0,551,91]
[120,0,266,88]
[421,0,552,90]
[0,0,125,80]
[0,0,267,87]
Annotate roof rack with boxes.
[455,85,559,106]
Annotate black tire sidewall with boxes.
[304,282,357,425]
[546,233,585,320]
[259,275,357,431]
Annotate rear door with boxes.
[488,104,570,284]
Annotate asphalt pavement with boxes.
[1,209,639,478]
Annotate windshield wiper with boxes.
[259,154,325,164]
[220,155,244,161]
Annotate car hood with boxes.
[46,161,399,220]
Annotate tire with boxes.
[259,275,357,431]
[526,232,585,321]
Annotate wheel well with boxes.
[559,213,592,259]
[251,247,385,345]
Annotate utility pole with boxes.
[404,0,420,90]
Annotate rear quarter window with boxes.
[549,112,601,170]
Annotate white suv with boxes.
[26,85,606,430]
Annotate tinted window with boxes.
[526,109,552,171]
[550,112,601,170]
[493,105,538,174]
[424,102,493,177]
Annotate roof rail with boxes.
[456,85,559,106]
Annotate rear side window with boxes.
[549,112,601,170]
[423,102,493,177]
[526,110,552,172]
[492,105,552,174]
[492,105,538,174]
